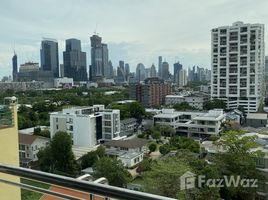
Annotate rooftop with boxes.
[104,138,148,149]
[19,134,49,145]
[246,113,268,120]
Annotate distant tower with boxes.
[63,39,87,81]
[150,64,157,77]
[161,61,170,80]
[12,51,18,81]
[158,56,162,78]
[173,62,182,83]
[40,38,59,77]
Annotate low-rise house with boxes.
[19,134,50,167]
[245,113,268,128]
[154,109,225,138]
[104,138,148,168]
[165,92,209,110]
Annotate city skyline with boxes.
[1,0,268,78]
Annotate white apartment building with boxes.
[211,21,265,113]
[178,69,187,87]
[19,134,50,167]
[153,109,225,138]
[50,105,121,148]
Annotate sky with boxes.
[1,0,268,78]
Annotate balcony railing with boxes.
[0,164,176,200]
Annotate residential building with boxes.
[12,51,18,81]
[19,62,39,72]
[63,39,87,81]
[120,118,137,135]
[211,21,265,113]
[19,134,50,167]
[40,38,59,77]
[104,138,148,168]
[188,66,211,82]
[265,56,268,97]
[129,77,171,107]
[245,113,268,128]
[153,109,225,138]
[0,81,44,91]
[178,69,187,87]
[50,105,120,148]
[166,92,209,109]
[0,97,21,200]
[125,63,130,81]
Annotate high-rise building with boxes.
[174,62,182,83]
[116,67,125,83]
[129,77,171,107]
[161,61,170,80]
[211,22,265,113]
[136,63,146,82]
[178,69,187,87]
[40,38,59,77]
[107,60,114,79]
[265,56,268,97]
[0,97,21,200]
[158,56,162,78]
[63,39,87,81]
[12,52,18,81]
[90,34,109,81]
[125,63,130,81]
[150,64,157,77]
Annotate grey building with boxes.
[158,56,162,78]
[12,52,18,81]
[136,63,145,82]
[63,39,87,81]
[40,38,59,77]
[125,63,130,81]
[161,61,170,80]
[174,62,182,83]
[90,34,109,81]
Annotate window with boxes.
[56,118,58,122]
[208,128,215,132]
[69,125,73,131]
[105,127,111,133]
[26,154,29,158]
[104,121,111,126]
[104,114,111,120]
[35,145,37,150]
[56,125,59,130]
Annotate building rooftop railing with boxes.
[0,163,177,200]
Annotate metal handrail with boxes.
[0,163,177,200]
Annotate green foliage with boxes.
[203,99,226,110]
[33,127,41,135]
[21,178,50,200]
[213,130,264,200]
[93,157,131,187]
[136,158,154,173]
[37,131,79,177]
[141,150,221,199]
[173,102,196,111]
[148,142,157,152]
[170,136,200,153]
[109,102,145,122]
[80,146,106,169]
[159,144,171,155]
[156,125,176,137]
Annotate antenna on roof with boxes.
[94,23,98,35]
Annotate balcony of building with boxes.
[0,164,176,200]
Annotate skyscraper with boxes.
[40,38,59,77]
[150,64,157,77]
[173,61,182,83]
[136,63,146,82]
[12,52,18,81]
[90,34,109,81]
[63,39,87,81]
[158,56,162,78]
[125,63,130,81]
[178,69,187,87]
[211,22,265,113]
[161,61,170,80]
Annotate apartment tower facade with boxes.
[211,22,265,113]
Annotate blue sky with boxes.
[1,0,268,78]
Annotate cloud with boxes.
[0,0,268,78]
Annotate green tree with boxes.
[159,144,171,155]
[136,158,154,173]
[173,102,196,111]
[93,157,131,187]
[152,130,161,140]
[80,146,106,169]
[37,131,79,177]
[148,142,157,153]
[203,99,226,110]
[170,136,200,153]
[213,130,264,200]
[128,102,145,123]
